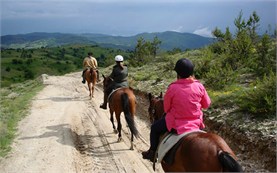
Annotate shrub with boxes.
[236,70,276,118]
[203,64,238,90]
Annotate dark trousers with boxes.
[150,117,168,151]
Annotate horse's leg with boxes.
[91,81,95,97]
[89,82,93,99]
[87,82,91,98]
[110,109,117,133]
[92,71,97,97]
[90,82,94,98]
[115,112,122,142]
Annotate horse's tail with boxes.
[121,93,138,138]
[89,69,94,81]
[218,151,243,172]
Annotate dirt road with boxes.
[0,72,163,173]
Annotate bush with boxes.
[204,64,238,90]
[236,70,276,118]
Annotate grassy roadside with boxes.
[0,77,44,157]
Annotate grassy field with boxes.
[0,78,44,156]
[1,45,129,87]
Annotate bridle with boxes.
[148,96,163,124]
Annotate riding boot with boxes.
[82,70,86,84]
[100,92,108,109]
[142,149,155,162]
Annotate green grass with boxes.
[0,78,44,157]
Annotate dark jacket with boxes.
[110,64,128,89]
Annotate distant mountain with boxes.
[1,31,214,50]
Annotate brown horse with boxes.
[102,75,138,150]
[84,68,97,99]
[148,92,243,172]
[148,92,165,124]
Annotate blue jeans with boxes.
[150,117,168,151]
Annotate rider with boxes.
[142,58,211,162]
[100,55,128,110]
[82,52,100,84]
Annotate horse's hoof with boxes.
[118,137,122,142]
[114,129,118,134]
[130,143,134,150]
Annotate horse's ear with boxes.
[159,92,163,98]
[148,93,152,101]
[102,74,106,79]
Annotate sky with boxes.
[1,0,276,37]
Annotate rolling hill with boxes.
[1,31,214,50]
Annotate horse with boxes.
[147,92,243,172]
[102,75,138,150]
[84,68,97,99]
[148,92,165,124]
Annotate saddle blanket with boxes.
[157,130,206,163]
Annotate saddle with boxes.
[107,87,128,101]
[153,130,206,170]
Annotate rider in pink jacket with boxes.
[164,77,211,134]
[142,58,211,162]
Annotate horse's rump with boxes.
[84,68,97,98]
[157,130,205,165]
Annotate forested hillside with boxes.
[1,31,213,51]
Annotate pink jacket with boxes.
[164,78,211,134]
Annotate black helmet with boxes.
[174,58,194,78]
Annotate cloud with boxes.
[171,26,184,32]
[193,27,213,37]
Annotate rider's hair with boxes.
[116,61,124,70]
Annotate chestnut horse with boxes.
[148,92,165,124]
[148,92,243,172]
[102,75,138,150]
[84,68,97,99]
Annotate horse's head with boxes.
[102,74,113,92]
[148,92,165,124]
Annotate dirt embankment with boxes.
[0,72,275,172]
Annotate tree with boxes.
[212,27,224,41]
[151,36,162,58]
[234,11,247,33]
[131,36,162,66]
[247,11,260,43]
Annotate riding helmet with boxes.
[115,55,124,62]
[174,58,194,78]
